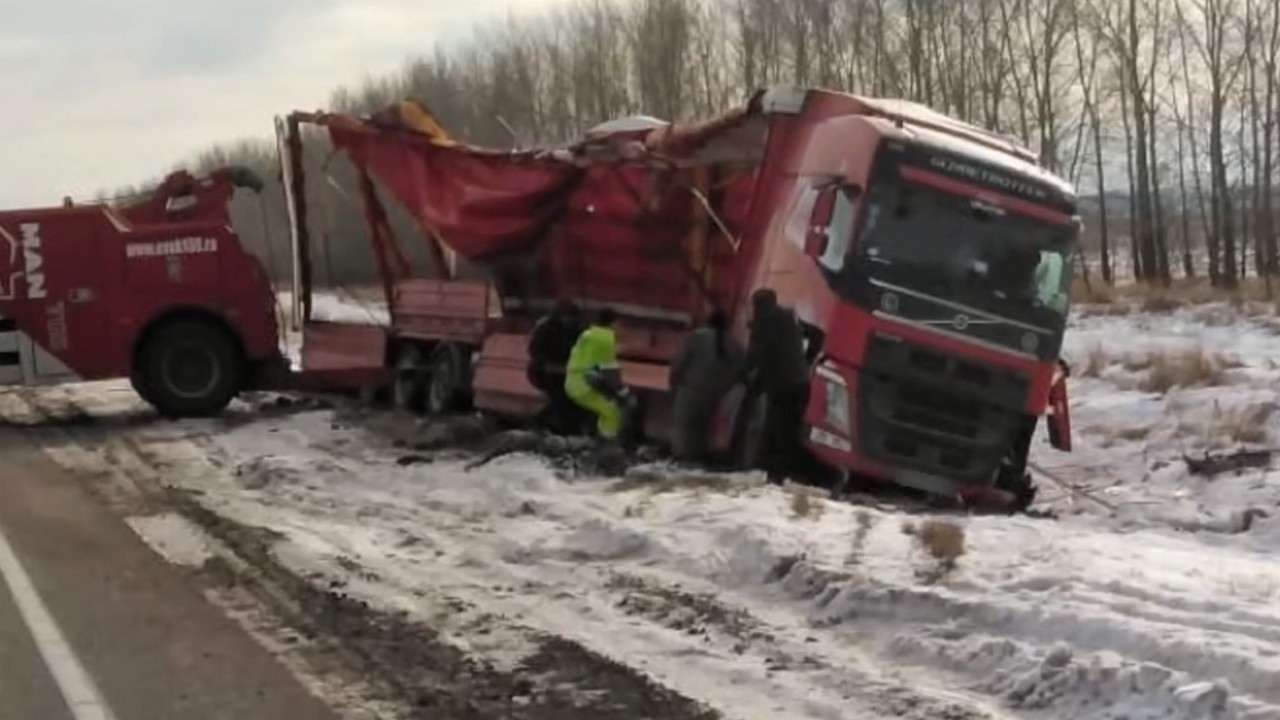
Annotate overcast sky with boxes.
[2,0,558,208]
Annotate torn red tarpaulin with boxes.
[323,98,767,316]
[329,127,581,262]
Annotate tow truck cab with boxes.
[0,168,281,416]
[748,92,1079,504]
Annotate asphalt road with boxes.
[0,435,340,720]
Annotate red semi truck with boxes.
[277,85,1077,507]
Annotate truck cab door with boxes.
[10,214,105,383]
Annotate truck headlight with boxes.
[825,379,850,434]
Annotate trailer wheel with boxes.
[139,318,243,418]
[426,346,471,415]
[392,344,428,412]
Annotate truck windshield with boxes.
[856,172,1076,328]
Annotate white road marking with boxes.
[0,524,118,720]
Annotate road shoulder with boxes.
[0,439,339,720]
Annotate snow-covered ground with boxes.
[1047,302,1280,541]
[12,301,1280,720]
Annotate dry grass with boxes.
[1207,402,1276,446]
[1072,277,1280,310]
[1114,425,1153,442]
[1121,353,1155,372]
[845,510,878,568]
[1070,276,1116,305]
[1081,344,1110,378]
[1137,347,1231,393]
[790,488,826,520]
[1140,292,1184,314]
[902,520,966,584]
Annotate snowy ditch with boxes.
[16,302,1280,720]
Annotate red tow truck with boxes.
[0,167,290,417]
[276,85,1077,508]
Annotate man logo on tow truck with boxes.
[20,223,47,300]
[0,222,47,300]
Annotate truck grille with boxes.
[858,333,1028,483]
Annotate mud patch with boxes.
[607,573,775,651]
[867,685,998,720]
[170,490,718,720]
[612,466,753,496]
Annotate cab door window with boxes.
[805,182,859,273]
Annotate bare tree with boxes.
[1180,0,1247,287]
[1072,0,1114,283]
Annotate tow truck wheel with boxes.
[130,366,157,408]
[426,346,470,415]
[139,318,243,418]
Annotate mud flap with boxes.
[1046,365,1072,452]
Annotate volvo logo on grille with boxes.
[952,314,971,330]
[880,292,900,313]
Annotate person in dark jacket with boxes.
[744,288,810,483]
[527,300,583,434]
[670,309,743,464]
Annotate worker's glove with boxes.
[587,368,624,396]
[617,388,638,410]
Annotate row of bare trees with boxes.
[148,0,1280,289]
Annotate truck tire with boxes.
[138,318,243,418]
[392,344,428,413]
[426,345,471,415]
[130,366,157,408]
[995,416,1038,512]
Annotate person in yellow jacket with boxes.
[565,308,627,439]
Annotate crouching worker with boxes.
[565,308,631,443]
[527,299,582,434]
[670,309,742,464]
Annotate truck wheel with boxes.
[392,344,428,413]
[130,366,157,408]
[996,466,1038,513]
[139,319,242,418]
[426,346,471,415]
[995,416,1038,512]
